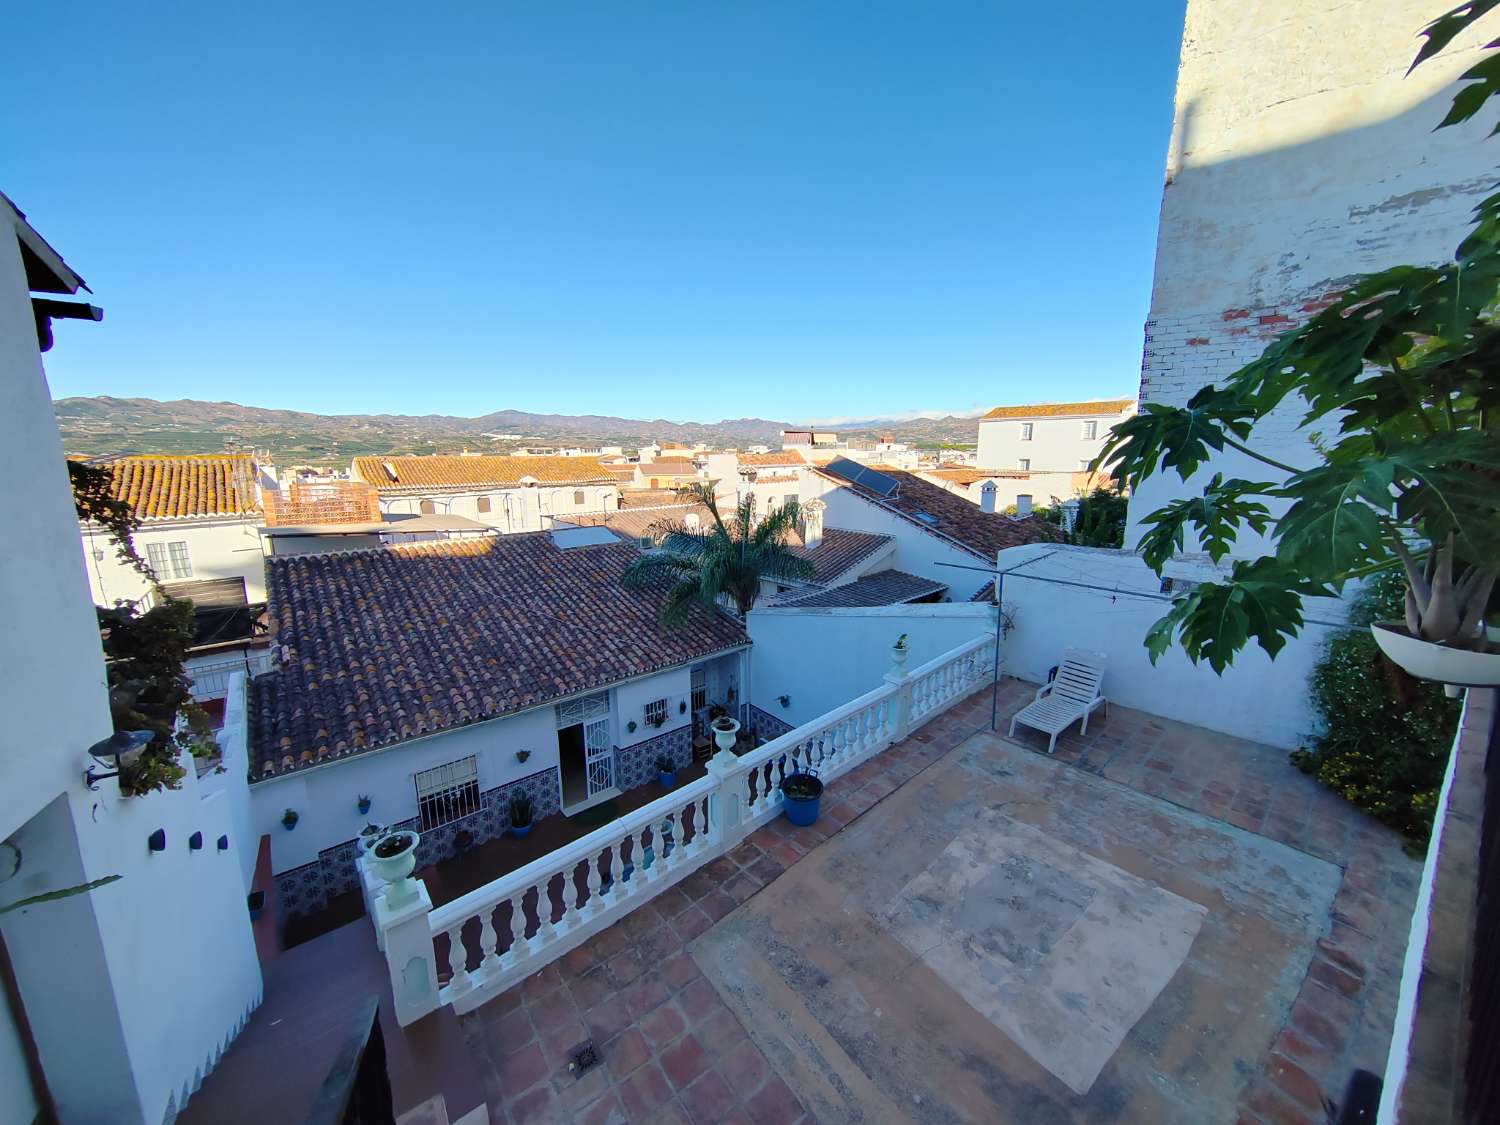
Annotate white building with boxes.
[916,466,1086,513]
[78,453,274,607]
[1,194,261,1125]
[976,398,1135,474]
[350,453,619,532]
[996,1,1495,749]
[245,528,750,922]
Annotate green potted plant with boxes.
[356,794,372,816]
[891,633,909,669]
[370,830,420,906]
[1097,6,1500,692]
[655,754,677,788]
[281,808,298,831]
[508,791,534,838]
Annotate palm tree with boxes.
[622,483,815,625]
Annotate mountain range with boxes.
[53,396,984,463]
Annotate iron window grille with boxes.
[414,756,480,831]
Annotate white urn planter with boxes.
[370,830,421,907]
[1371,622,1500,689]
[890,644,909,670]
[711,718,741,755]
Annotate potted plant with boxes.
[356,822,387,856]
[516,749,531,763]
[655,754,677,788]
[780,767,824,827]
[1095,13,1500,693]
[627,720,638,734]
[370,830,420,906]
[453,829,473,855]
[711,715,740,754]
[281,808,298,831]
[891,633,909,669]
[356,794,372,816]
[508,792,534,838]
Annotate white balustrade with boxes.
[395,632,996,1021]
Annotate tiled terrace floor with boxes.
[459,677,1419,1124]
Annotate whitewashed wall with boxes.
[207,672,258,892]
[996,544,1347,748]
[379,484,619,533]
[80,516,268,606]
[799,474,993,601]
[747,603,993,728]
[977,408,1131,473]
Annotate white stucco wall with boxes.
[81,516,268,607]
[799,474,993,601]
[207,672,258,892]
[977,408,1132,474]
[1125,0,1496,553]
[996,544,1347,748]
[747,604,993,728]
[379,484,619,533]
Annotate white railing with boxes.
[186,649,273,701]
[373,632,996,1024]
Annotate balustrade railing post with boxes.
[706,750,747,853]
[375,877,440,1027]
[883,657,915,744]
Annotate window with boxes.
[1016,494,1033,509]
[1018,459,1030,471]
[784,494,797,508]
[1080,459,1091,470]
[414,756,480,831]
[147,540,193,579]
[645,698,668,728]
[476,496,491,513]
[1020,423,1034,441]
[1082,420,1098,440]
[574,490,586,505]
[691,668,707,713]
[419,500,436,515]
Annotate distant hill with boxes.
[53,396,983,463]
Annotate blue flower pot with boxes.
[658,770,676,789]
[510,823,532,838]
[780,774,824,827]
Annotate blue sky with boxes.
[7,1,1185,424]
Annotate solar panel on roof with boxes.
[825,457,900,499]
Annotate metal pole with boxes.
[991,571,1003,731]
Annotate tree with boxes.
[622,484,815,624]
[1096,2,1500,673]
[1035,487,1129,548]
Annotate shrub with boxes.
[1289,573,1461,846]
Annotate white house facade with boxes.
[976,398,1136,475]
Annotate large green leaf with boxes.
[1145,558,1331,674]
[1096,389,1254,490]
[1273,459,1397,580]
[1411,1,1500,73]
[1135,475,1274,572]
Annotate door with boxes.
[583,716,614,797]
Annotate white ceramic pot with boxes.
[891,645,909,668]
[371,831,421,907]
[1371,622,1500,688]
[711,718,741,754]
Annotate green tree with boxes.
[1097,3,1500,673]
[622,484,815,624]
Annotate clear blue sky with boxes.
[6,1,1185,424]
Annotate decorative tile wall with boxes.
[749,704,794,743]
[274,766,563,921]
[616,726,693,791]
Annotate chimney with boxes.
[802,499,826,551]
[979,481,998,514]
[1015,494,1033,517]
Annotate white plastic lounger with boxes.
[1008,648,1108,754]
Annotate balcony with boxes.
[186,634,1432,1124]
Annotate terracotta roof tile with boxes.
[981,398,1135,420]
[774,570,948,608]
[351,454,612,491]
[99,454,260,520]
[924,467,1031,485]
[639,459,698,475]
[794,528,892,583]
[739,451,806,467]
[249,534,747,778]
[814,466,1062,560]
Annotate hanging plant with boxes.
[282,808,299,830]
[356,795,372,815]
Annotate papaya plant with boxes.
[1097,1,1500,672]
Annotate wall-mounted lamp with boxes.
[84,730,154,791]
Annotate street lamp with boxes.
[83,730,154,791]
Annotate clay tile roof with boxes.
[814,466,1063,560]
[618,489,684,509]
[775,569,948,608]
[640,459,698,474]
[981,397,1135,420]
[739,451,806,467]
[568,503,714,543]
[351,454,612,491]
[794,528,893,584]
[248,534,747,778]
[99,454,260,520]
[924,467,1031,485]
[753,473,800,484]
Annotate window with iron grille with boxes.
[691,668,707,712]
[644,698,667,728]
[414,756,480,831]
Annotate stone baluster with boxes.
[445,924,471,996]
[584,851,603,915]
[475,909,498,979]
[507,892,529,967]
